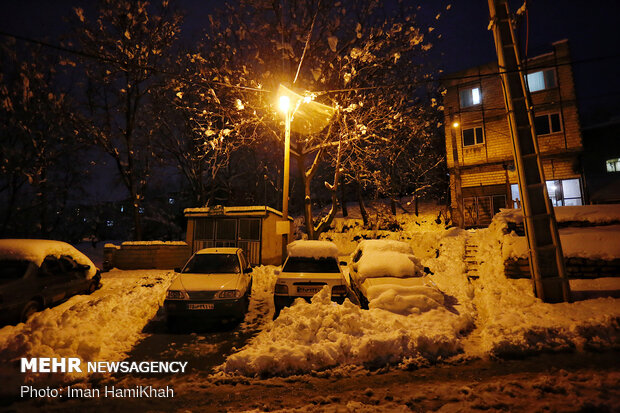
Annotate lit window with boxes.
[607,158,620,172]
[106,220,114,227]
[168,197,175,205]
[526,69,557,92]
[462,126,484,147]
[534,113,562,135]
[459,87,481,108]
[120,206,124,212]
[512,179,582,207]
[139,207,145,214]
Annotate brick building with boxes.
[442,40,584,227]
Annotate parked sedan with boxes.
[164,247,253,326]
[0,239,101,324]
[274,240,354,318]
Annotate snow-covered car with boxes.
[0,239,101,324]
[348,239,433,309]
[273,240,351,318]
[164,247,253,325]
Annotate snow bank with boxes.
[0,270,172,386]
[221,286,472,376]
[287,240,339,258]
[367,283,445,315]
[468,227,620,358]
[0,239,98,279]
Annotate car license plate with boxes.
[188,303,214,310]
[297,286,322,295]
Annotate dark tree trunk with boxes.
[340,175,348,217]
[355,180,369,227]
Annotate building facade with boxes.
[442,40,584,227]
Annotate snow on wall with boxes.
[494,204,620,226]
[286,240,339,258]
[500,225,620,260]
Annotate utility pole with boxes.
[488,0,570,302]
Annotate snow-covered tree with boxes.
[69,0,182,240]
[0,40,87,239]
[184,0,442,238]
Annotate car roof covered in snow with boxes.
[286,240,339,258]
[0,239,97,277]
[195,247,241,255]
[357,250,423,281]
[355,239,414,255]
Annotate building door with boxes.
[238,218,261,265]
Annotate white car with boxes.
[348,239,429,308]
[274,240,351,318]
[164,247,253,326]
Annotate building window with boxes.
[534,113,562,135]
[526,69,557,92]
[462,126,484,147]
[511,179,582,207]
[459,86,481,108]
[106,220,114,227]
[168,197,175,205]
[606,158,620,172]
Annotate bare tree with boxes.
[0,39,87,239]
[69,0,182,240]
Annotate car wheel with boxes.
[21,301,41,323]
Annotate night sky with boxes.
[2,0,619,125]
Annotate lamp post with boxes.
[279,95,291,224]
[278,95,292,261]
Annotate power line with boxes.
[1,29,619,97]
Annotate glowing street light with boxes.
[276,85,335,257]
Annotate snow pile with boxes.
[221,286,472,376]
[287,240,339,258]
[0,239,98,279]
[468,228,620,357]
[367,283,444,315]
[0,270,172,385]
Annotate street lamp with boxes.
[278,94,292,234]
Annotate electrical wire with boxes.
[1,29,620,97]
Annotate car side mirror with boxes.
[174,267,181,273]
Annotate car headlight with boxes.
[216,290,241,299]
[166,290,188,300]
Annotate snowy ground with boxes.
[2,202,619,410]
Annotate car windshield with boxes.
[0,260,30,284]
[282,256,340,273]
[182,253,240,274]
